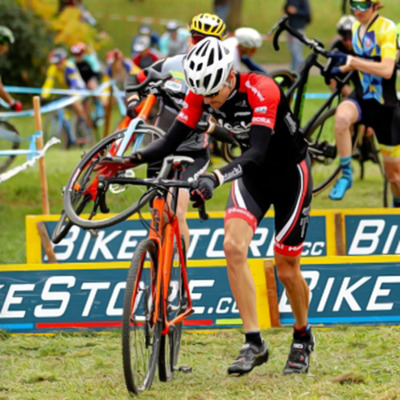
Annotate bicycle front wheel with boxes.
[63,125,162,229]
[306,107,341,195]
[51,209,74,244]
[158,235,187,382]
[122,239,161,394]
[0,121,20,173]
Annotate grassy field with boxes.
[1,327,400,399]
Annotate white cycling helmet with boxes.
[183,37,234,96]
[234,27,263,49]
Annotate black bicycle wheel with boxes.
[43,112,70,150]
[63,125,163,229]
[158,235,186,382]
[0,121,20,173]
[51,210,73,244]
[305,107,341,195]
[220,140,240,163]
[122,239,161,394]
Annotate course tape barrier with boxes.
[0,136,60,184]
[0,80,125,119]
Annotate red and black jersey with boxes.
[177,72,307,168]
[137,72,308,183]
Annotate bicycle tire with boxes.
[122,239,162,394]
[220,139,240,163]
[0,121,20,173]
[51,210,73,244]
[158,235,186,382]
[43,112,70,150]
[63,125,162,230]
[305,107,341,195]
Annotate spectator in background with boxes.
[159,20,189,57]
[213,0,231,23]
[283,0,311,71]
[224,27,266,73]
[0,26,22,111]
[131,23,160,57]
[132,35,160,69]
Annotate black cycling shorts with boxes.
[225,155,312,257]
[347,92,400,146]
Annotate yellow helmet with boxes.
[188,13,227,40]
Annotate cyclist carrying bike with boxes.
[125,12,229,249]
[327,0,400,207]
[125,37,314,375]
[0,26,22,112]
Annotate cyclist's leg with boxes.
[224,178,270,375]
[272,156,314,373]
[330,99,359,200]
[71,100,91,145]
[370,103,400,207]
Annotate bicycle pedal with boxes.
[175,365,192,373]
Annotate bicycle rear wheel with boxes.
[122,239,161,394]
[0,121,20,173]
[63,125,163,229]
[159,235,187,382]
[306,107,341,195]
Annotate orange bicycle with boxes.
[119,156,208,394]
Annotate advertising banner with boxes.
[26,211,333,264]
[0,259,270,333]
[277,257,400,325]
[344,210,400,256]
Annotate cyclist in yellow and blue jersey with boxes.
[42,48,89,140]
[327,0,400,207]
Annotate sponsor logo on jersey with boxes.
[245,80,265,102]
[252,116,271,125]
[255,106,267,113]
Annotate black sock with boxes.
[293,324,312,342]
[245,331,263,347]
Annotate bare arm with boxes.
[341,57,395,80]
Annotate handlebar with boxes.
[270,16,328,57]
[125,67,172,93]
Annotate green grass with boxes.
[1,326,400,399]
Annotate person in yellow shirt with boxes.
[328,0,400,207]
[42,48,92,144]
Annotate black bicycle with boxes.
[269,16,389,206]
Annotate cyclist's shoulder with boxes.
[161,54,185,72]
[370,15,396,34]
[239,72,280,103]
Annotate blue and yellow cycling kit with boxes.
[352,15,398,106]
[42,60,85,99]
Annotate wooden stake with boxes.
[334,212,345,255]
[36,222,58,264]
[33,96,50,215]
[264,260,281,328]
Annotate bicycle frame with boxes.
[147,195,193,335]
